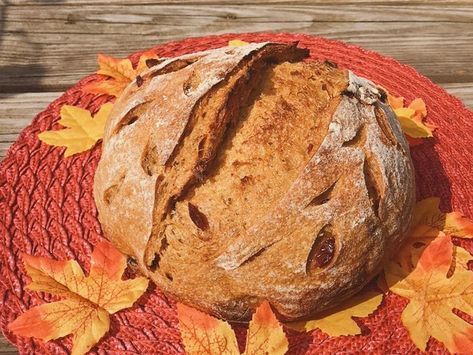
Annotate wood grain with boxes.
[9,0,473,4]
[0,336,16,354]
[1,3,472,91]
[0,1,472,353]
[0,92,61,158]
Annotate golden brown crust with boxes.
[93,43,415,321]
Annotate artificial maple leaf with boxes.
[177,301,288,355]
[408,98,427,119]
[96,54,135,82]
[386,93,435,144]
[387,94,404,110]
[9,297,109,355]
[136,48,163,74]
[228,39,249,47]
[392,197,473,273]
[286,290,383,336]
[177,303,239,355]
[83,54,134,97]
[386,235,473,353]
[453,246,473,272]
[396,111,433,138]
[8,240,149,355]
[402,233,473,278]
[244,301,288,355]
[83,50,160,97]
[38,103,113,158]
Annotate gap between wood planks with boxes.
[1,2,472,92]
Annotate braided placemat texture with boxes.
[1,32,472,354]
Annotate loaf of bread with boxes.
[93,42,415,321]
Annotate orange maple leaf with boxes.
[177,301,288,355]
[244,301,288,355]
[386,92,435,145]
[83,50,160,98]
[8,240,149,355]
[391,197,473,273]
[136,48,163,74]
[386,235,473,353]
[387,94,404,110]
[177,303,239,354]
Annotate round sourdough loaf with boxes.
[93,42,415,321]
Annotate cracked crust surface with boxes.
[94,43,415,321]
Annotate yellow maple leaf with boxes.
[386,235,473,353]
[228,39,249,47]
[8,240,149,355]
[177,301,288,355]
[392,197,473,273]
[386,93,435,144]
[38,103,113,157]
[244,301,288,355]
[453,246,473,272]
[286,290,383,336]
[83,50,160,97]
[396,111,433,138]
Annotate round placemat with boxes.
[1,32,472,354]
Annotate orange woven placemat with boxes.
[1,32,472,354]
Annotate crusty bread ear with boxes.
[94,43,415,321]
[144,43,309,267]
[94,42,308,261]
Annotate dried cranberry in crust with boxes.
[307,227,337,273]
[136,75,144,87]
[145,58,161,68]
[314,236,336,267]
[188,202,209,231]
[307,143,314,154]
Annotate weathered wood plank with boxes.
[1,3,472,92]
[0,92,61,159]
[0,335,16,354]
[0,92,61,120]
[6,3,473,23]
[10,0,473,5]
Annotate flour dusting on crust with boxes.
[93,44,415,321]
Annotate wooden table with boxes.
[0,0,472,353]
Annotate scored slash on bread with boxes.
[93,42,415,321]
